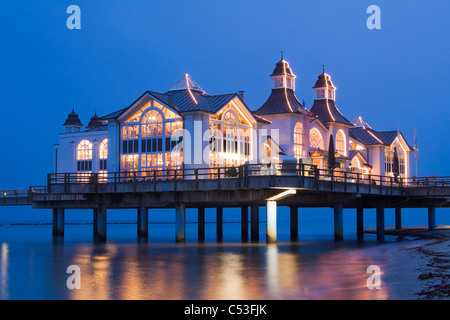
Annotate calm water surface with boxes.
[0,218,427,300]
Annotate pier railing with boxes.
[46,163,450,190]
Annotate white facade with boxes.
[55,60,414,182]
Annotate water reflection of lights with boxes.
[62,242,392,300]
[1,243,9,300]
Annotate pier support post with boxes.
[376,206,385,242]
[334,204,344,241]
[175,203,186,243]
[241,206,248,242]
[290,206,298,241]
[266,201,277,243]
[93,208,98,237]
[251,205,259,242]
[52,208,65,237]
[137,207,148,239]
[198,207,205,242]
[216,207,223,242]
[356,207,364,241]
[428,207,436,231]
[395,207,402,230]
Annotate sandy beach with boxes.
[370,226,450,300]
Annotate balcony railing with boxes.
[46,163,450,189]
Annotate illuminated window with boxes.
[336,130,346,156]
[351,157,360,170]
[293,122,305,160]
[385,143,406,176]
[209,106,251,168]
[98,139,108,181]
[76,140,92,182]
[76,140,92,171]
[121,101,183,178]
[309,128,324,150]
[261,143,272,164]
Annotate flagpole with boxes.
[414,128,418,177]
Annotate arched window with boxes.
[294,122,305,160]
[210,108,251,168]
[99,139,108,181]
[77,140,92,160]
[385,142,406,176]
[76,140,92,180]
[351,157,360,170]
[99,139,108,160]
[309,128,324,150]
[336,130,346,156]
[141,109,163,138]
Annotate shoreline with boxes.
[366,226,450,300]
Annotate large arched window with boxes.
[309,128,324,150]
[294,122,305,160]
[210,108,251,168]
[336,130,346,156]
[121,101,183,179]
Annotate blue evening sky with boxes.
[0,0,449,190]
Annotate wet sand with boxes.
[367,226,450,300]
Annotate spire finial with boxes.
[322,65,325,73]
[281,51,284,60]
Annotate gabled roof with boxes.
[348,150,372,168]
[349,127,413,151]
[99,88,269,124]
[255,88,311,116]
[309,99,353,126]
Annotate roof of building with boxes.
[255,88,312,116]
[168,74,205,92]
[309,99,353,126]
[349,127,386,146]
[99,76,270,124]
[309,149,349,160]
[270,59,295,77]
[63,109,83,127]
[86,112,102,129]
[348,150,372,167]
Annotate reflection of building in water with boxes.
[64,243,392,300]
[69,244,116,300]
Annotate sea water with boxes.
[0,206,444,300]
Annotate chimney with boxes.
[238,91,245,100]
